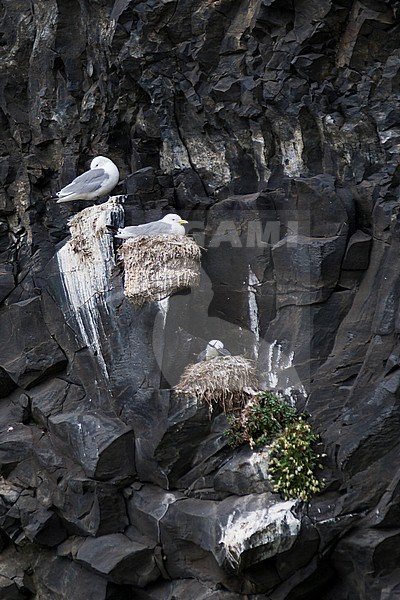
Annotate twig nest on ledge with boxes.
[174,355,259,414]
[67,197,124,261]
[118,234,201,307]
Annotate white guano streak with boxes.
[248,266,260,359]
[266,340,306,400]
[152,296,170,374]
[221,500,300,570]
[56,197,124,378]
[281,126,304,177]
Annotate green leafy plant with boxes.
[224,392,325,501]
[225,391,297,449]
[269,418,325,501]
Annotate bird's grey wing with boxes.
[121,221,172,236]
[58,168,108,196]
[218,348,231,356]
[196,350,207,362]
[143,221,173,235]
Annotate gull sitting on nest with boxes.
[114,214,188,239]
[55,156,120,203]
[197,340,232,362]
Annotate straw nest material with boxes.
[118,234,201,306]
[174,355,259,414]
[67,197,124,260]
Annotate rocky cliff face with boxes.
[1,0,400,598]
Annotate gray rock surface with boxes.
[58,531,161,586]
[48,411,135,480]
[0,297,67,388]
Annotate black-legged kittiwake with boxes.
[55,156,120,203]
[197,340,232,362]
[114,214,188,239]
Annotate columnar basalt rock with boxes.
[0,0,400,598]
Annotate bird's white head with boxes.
[90,156,114,170]
[208,340,224,350]
[162,213,188,225]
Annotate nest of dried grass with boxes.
[67,197,124,260]
[175,355,259,414]
[118,234,201,307]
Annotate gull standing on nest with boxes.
[114,214,188,239]
[55,156,120,203]
[197,340,232,362]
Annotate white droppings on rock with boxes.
[0,478,20,504]
[248,266,260,359]
[160,136,191,171]
[281,126,304,177]
[56,197,124,378]
[152,297,170,373]
[266,340,279,389]
[220,500,300,570]
[247,447,272,471]
[157,297,170,327]
[250,127,271,184]
[182,136,231,191]
[265,340,307,401]
[153,492,179,542]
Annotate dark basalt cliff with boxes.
[1,0,400,598]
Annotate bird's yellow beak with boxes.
[179,219,188,224]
